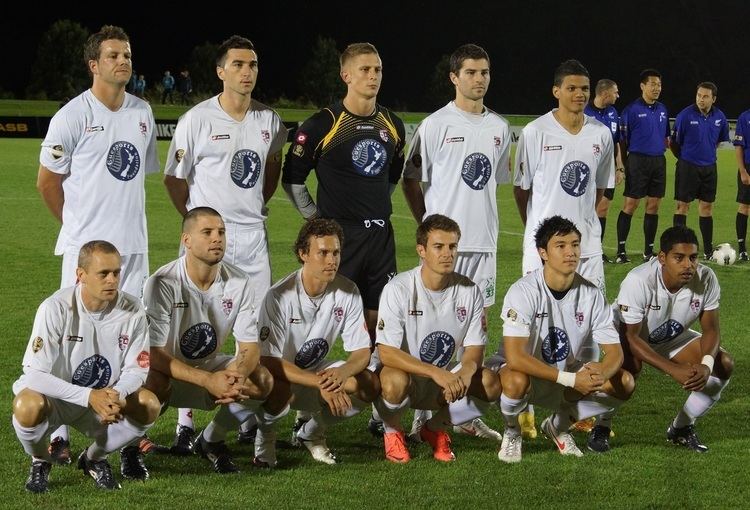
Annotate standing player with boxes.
[614,69,670,263]
[142,207,274,473]
[493,216,633,462]
[614,226,733,452]
[163,35,287,449]
[734,106,750,261]
[670,82,730,259]
[584,79,625,262]
[256,219,379,466]
[12,241,160,492]
[374,215,502,463]
[36,24,159,460]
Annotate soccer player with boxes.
[670,83,730,258]
[142,207,274,473]
[734,106,750,261]
[584,79,625,262]
[12,241,160,492]
[494,216,634,463]
[163,35,287,449]
[36,24,159,462]
[614,225,733,452]
[374,215,502,463]
[614,69,670,263]
[256,219,379,466]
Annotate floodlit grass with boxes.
[0,134,746,508]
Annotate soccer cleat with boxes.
[602,253,612,264]
[570,417,595,433]
[137,435,167,455]
[290,417,309,447]
[453,418,503,443]
[519,411,538,440]
[666,424,708,453]
[419,426,456,462]
[253,428,277,468]
[237,423,258,445]
[739,251,749,262]
[497,431,522,463]
[541,417,583,457]
[25,459,52,493]
[299,437,338,465]
[407,416,425,444]
[642,252,656,263]
[587,425,611,453]
[383,431,410,464]
[48,437,72,465]
[77,452,121,490]
[120,445,149,480]
[367,415,385,438]
[170,425,195,456]
[194,432,239,473]
[614,253,631,264]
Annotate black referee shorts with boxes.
[674,159,717,203]
[623,153,666,199]
[737,170,750,205]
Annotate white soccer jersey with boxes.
[403,102,511,252]
[13,286,150,407]
[376,267,487,367]
[614,259,720,355]
[500,270,619,371]
[40,90,159,255]
[143,256,257,366]
[164,96,288,224]
[258,270,370,369]
[514,111,614,264]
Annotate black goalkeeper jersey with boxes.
[282,101,405,222]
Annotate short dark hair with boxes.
[659,226,699,254]
[340,42,378,69]
[84,25,129,64]
[534,216,581,250]
[697,81,717,97]
[553,59,589,86]
[182,207,223,233]
[416,214,461,247]
[595,79,617,96]
[640,68,661,84]
[294,219,344,264]
[216,35,255,67]
[449,44,490,75]
[78,240,120,270]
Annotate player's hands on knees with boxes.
[317,366,348,392]
[574,365,604,395]
[432,369,467,403]
[89,388,123,424]
[208,370,248,404]
[682,363,711,391]
[668,363,698,387]
[320,387,352,416]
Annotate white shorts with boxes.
[522,252,605,295]
[62,250,149,299]
[659,329,701,360]
[455,251,497,307]
[17,395,108,439]
[407,363,462,410]
[168,354,234,410]
[290,360,344,412]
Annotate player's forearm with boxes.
[735,147,747,173]
[625,333,678,374]
[402,178,425,223]
[505,349,560,383]
[340,348,372,379]
[263,158,282,203]
[23,367,91,408]
[378,344,440,379]
[458,345,484,378]
[513,186,529,226]
[277,358,320,387]
[163,175,189,217]
[36,168,64,223]
[112,369,148,399]
[234,342,260,377]
[670,141,681,159]
[598,343,624,381]
[150,347,209,387]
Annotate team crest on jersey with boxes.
[378,318,385,330]
[139,122,147,135]
[262,130,270,143]
[619,304,629,312]
[592,144,601,159]
[295,338,329,369]
[137,350,150,368]
[333,307,343,323]
[259,326,270,341]
[32,337,43,353]
[462,152,492,190]
[575,311,584,327]
[222,298,233,317]
[72,355,112,389]
[648,319,684,344]
[380,129,389,142]
[507,308,518,321]
[420,331,455,368]
[690,299,701,312]
[230,149,262,188]
[106,141,141,181]
[541,327,570,363]
[494,136,502,147]
[118,333,129,351]
[180,322,218,359]
[175,149,185,162]
[351,139,386,176]
[560,160,590,197]
[456,306,467,323]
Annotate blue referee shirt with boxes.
[672,105,729,166]
[620,98,669,156]
[585,104,620,143]
[734,109,750,166]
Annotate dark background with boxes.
[2,0,747,116]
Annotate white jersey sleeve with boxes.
[164,111,196,179]
[111,312,150,397]
[258,289,286,358]
[40,112,84,174]
[513,125,538,190]
[597,133,615,190]
[495,127,512,185]
[591,288,619,345]
[501,280,536,337]
[232,280,258,343]
[375,280,406,349]
[703,269,720,311]
[142,274,174,348]
[465,285,488,347]
[270,118,288,154]
[340,286,371,352]
[615,271,651,325]
[403,121,428,182]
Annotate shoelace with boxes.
[30,461,50,484]
[90,459,115,485]
[502,435,521,455]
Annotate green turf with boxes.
[0,138,747,508]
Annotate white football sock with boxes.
[13,416,51,460]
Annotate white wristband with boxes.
[701,355,715,373]
[556,370,576,388]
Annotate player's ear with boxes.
[416,244,426,259]
[657,251,666,265]
[216,65,224,81]
[75,266,86,284]
[340,68,350,84]
[449,72,459,87]
[552,85,560,99]
[538,247,548,262]
[181,232,190,250]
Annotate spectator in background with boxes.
[178,69,192,105]
[134,74,146,99]
[161,70,175,104]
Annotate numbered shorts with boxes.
[455,251,497,307]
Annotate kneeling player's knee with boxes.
[500,368,529,398]
[480,369,502,401]
[13,390,49,427]
[716,349,734,379]
[614,369,636,400]
[145,370,171,403]
[252,365,274,399]
[355,370,381,403]
[379,368,409,402]
[127,388,161,424]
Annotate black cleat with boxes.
[367,416,385,438]
[614,253,631,264]
[667,424,708,453]
[290,417,309,447]
[739,251,749,262]
[602,253,612,264]
[587,425,611,453]
[48,437,72,465]
[642,252,656,263]
[25,459,52,493]
[194,432,239,474]
[237,423,257,445]
[120,445,149,481]
[77,452,121,490]
[170,425,195,456]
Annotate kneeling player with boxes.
[13,241,160,492]
[375,215,501,463]
[143,208,273,473]
[257,219,379,466]
[494,216,634,463]
[615,225,733,452]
